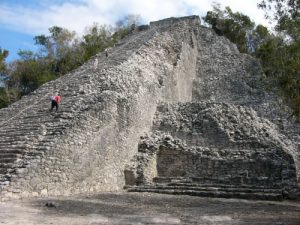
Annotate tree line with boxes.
[0,15,140,108]
[0,1,299,118]
[203,0,299,118]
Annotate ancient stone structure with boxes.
[0,16,299,201]
[125,103,299,200]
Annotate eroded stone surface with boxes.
[125,103,299,200]
[0,16,199,200]
[0,15,299,201]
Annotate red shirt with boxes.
[54,95,61,103]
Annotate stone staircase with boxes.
[0,16,203,199]
[1,16,299,201]
[125,179,284,201]
[0,109,71,185]
[0,25,157,177]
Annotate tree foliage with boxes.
[0,47,9,74]
[204,4,300,118]
[81,24,113,61]
[0,47,10,107]
[258,0,300,117]
[0,87,20,108]
[203,4,255,53]
[258,0,300,40]
[7,52,56,95]
[0,14,141,109]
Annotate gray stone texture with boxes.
[0,16,299,200]
[126,103,297,195]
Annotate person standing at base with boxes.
[50,94,62,112]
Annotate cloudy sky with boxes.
[0,0,269,61]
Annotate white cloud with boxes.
[0,0,269,36]
[217,0,269,26]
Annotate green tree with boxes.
[258,0,300,41]
[258,0,300,117]
[204,3,299,117]
[0,47,9,74]
[0,87,20,108]
[0,48,10,107]
[112,14,142,43]
[203,5,255,53]
[35,26,76,59]
[116,14,142,29]
[7,50,56,94]
[81,24,113,60]
[34,26,78,75]
[18,50,34,61]
[0,15,140,109]
[247,24,270,53]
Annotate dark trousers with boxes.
[50,100,58,112]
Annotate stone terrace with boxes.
[125,102,299,200]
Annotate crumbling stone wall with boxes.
[126,103,298,189]
[194,25,300,163]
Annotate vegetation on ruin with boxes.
[0,1,299,118]
[203,0,300,117]
[0,15,140,108]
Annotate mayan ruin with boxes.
[0,15,300,224]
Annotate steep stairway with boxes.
[0,16,202,200]
[1,16,299,201]
[0,27,156,190]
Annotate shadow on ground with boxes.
[30,192,300,225]
[1,192,300,225]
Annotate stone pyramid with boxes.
[0,16,299,201]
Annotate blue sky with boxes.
[0,0,269,62]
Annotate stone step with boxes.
[0,163,16,169]
[1,123,43,127]
[19,114,57,119]
[0,128,42,134]
[0,143,27,147]
[0,145,26,150]
[0,137,24,142]
[0,124,43,129]
[0,135,37,141]
[0,153,20,158]
[126,185,284,201]
[167,181,277,190]
[2,120,65,127]
[0,168,8,174]
[0,149,24,154]
[0,143,25,147]
[0,158,17,164]
[153,176,279,187]
[5,115,51,121]
[0,133,39,139]
[152,184,282,194]
[0,133,59,142]
[154,176,247,184]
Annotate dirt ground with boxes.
[0,192,300,225]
